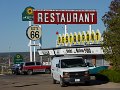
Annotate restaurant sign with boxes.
[34,10,97,24]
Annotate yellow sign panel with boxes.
[69,33,73,45]
[65,33,69,45]
[62,34,65,45]
[96,29,101,43]
[77,32,81,44]
[86,31,90,44]
[91,30,95,43]
[57,34,61,45]
[73,32,77,45]
[56,30,101,46]
[82,31,86,44]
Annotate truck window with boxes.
[61,58,85,68]
[25,62,35,66]
[36,62,41,65]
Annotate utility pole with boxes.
[8,46,11,67]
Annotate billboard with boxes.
[14,54,23,64]
[56,29,101,46]
[34,10,97,24]
[22,6,34,21]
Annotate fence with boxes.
[0,64,12,75]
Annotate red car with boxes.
[16,62,51,75]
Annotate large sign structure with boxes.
[56,29,101,46]
[34,10,97,24]
[22,7,99,62]
[22,6,42,62]
[38,45,103,56]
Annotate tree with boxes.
[102,0,120,71]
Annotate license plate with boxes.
[90,76,96,80]
[75,79,80,82]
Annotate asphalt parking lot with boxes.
[0,74,120,90]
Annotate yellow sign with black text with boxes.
[56,29,101,46]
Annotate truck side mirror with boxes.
[56,64,60,68]
[86,62,90,67]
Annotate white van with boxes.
[51,56,90,87]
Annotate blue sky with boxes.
[0,0,111,52]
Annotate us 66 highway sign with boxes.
[26,25,41,40]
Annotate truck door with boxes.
[52,59,60,81]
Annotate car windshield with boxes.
[61,58,85,68]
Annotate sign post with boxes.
[22,6,42,62]
[22,6,34,62]
[26,25,42,62]
[29,21,32,62]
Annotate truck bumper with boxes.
[63,76,90,84]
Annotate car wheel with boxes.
[16,70,20,75]
[60,77,66,87]
[45,69,51,74]
[85,81,90,85]
[27,70,33,75]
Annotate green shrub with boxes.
[97,69,120,83]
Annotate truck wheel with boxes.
[53,78,57,84]
[60,77,66,87]
[27,70,33,75]
[85,81,90,85]
[45,69,51,74]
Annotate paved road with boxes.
[0,74,120,90]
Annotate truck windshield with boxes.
[61,58,85,68]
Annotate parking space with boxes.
[0,74,120,90]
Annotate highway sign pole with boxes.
[33,41,36,62]
[26,25,42,62]
[89,25,92,35]
[29,21,32,62]
[39,25,42,63]
[22,6,35,62]
[89,25,92,44]
[65,25,67,46]
[65,25,67,35]
[8,46,11,67]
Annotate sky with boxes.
[0,0,112,52]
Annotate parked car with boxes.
[11,64,21,75]
[12,62,51,75]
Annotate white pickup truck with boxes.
[51,56,90,87]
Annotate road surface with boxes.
[0,74,120,90]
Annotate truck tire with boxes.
[85,81,90,85]
[45,69,51,74]
[53,78,57,84]
[60,77,66,87]
[27,70,33,75]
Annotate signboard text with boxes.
[34,10,97,24]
